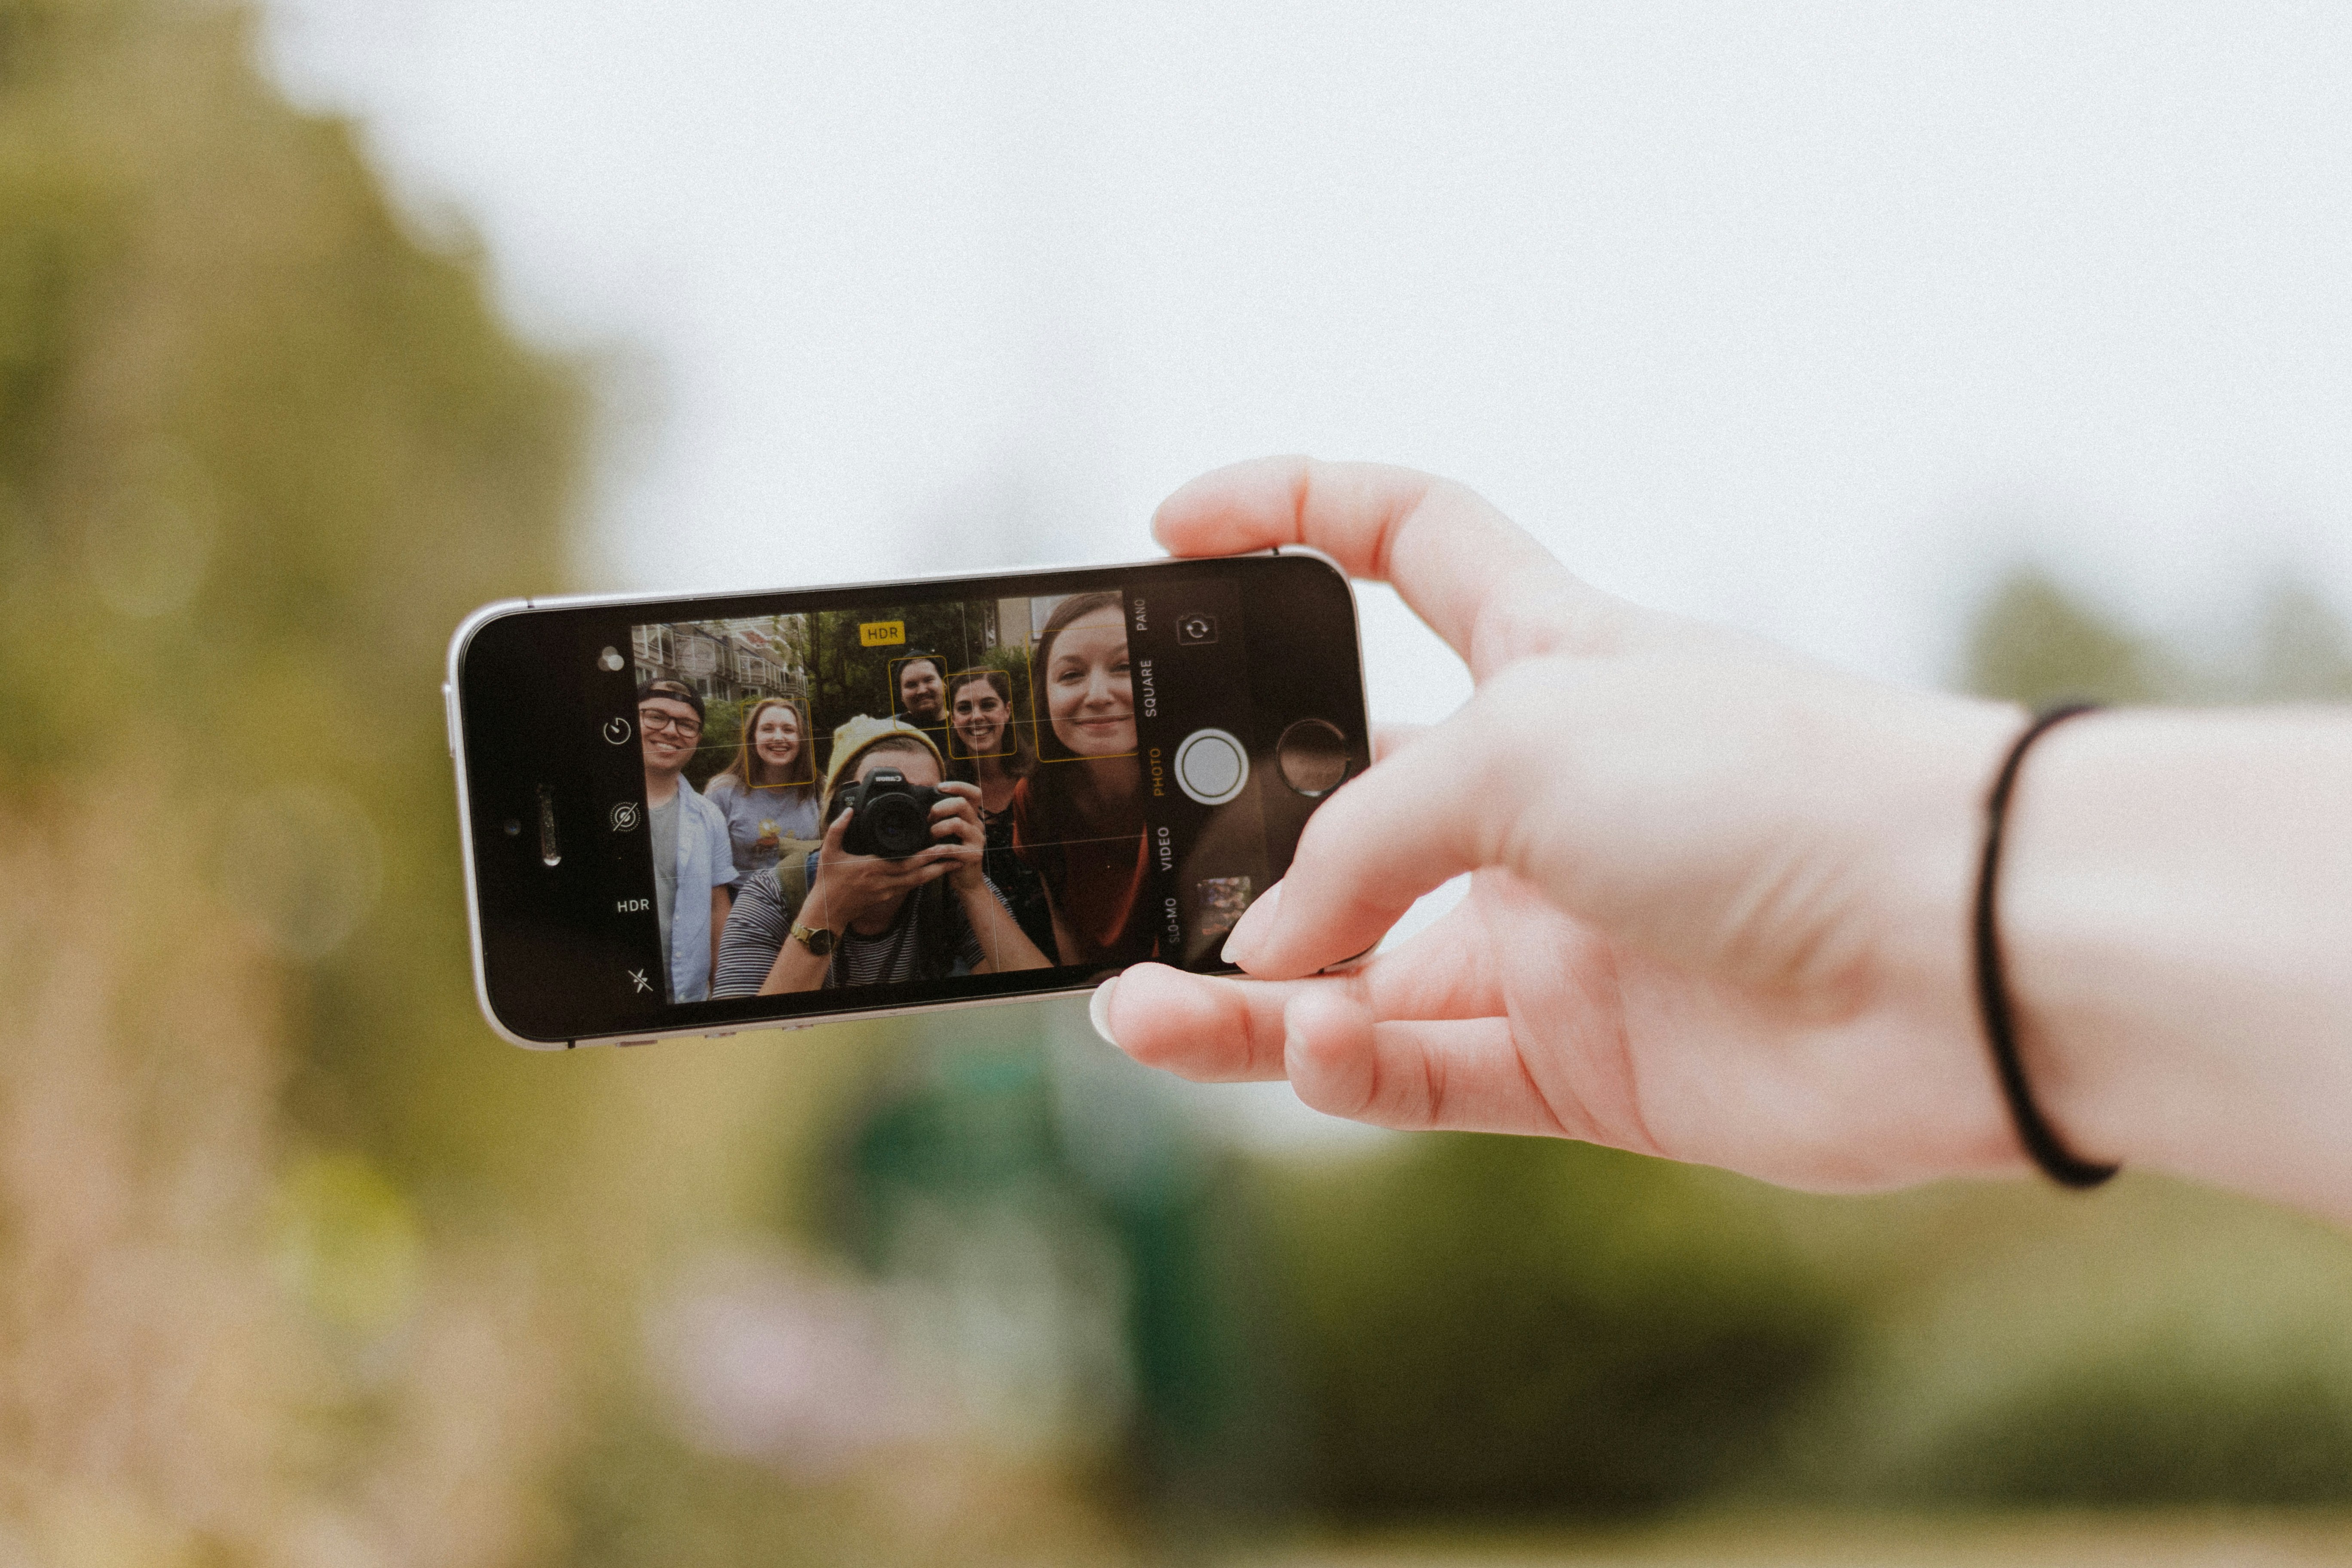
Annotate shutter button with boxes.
[1174,729,1248,806]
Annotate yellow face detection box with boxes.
[858,620,906,648]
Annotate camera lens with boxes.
[863,792,931,858]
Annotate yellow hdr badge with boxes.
[859,620,905,648]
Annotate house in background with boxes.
[633,619,808,706]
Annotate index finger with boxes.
[1150,456,1629,674]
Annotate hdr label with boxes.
[615,897,649,914]
[859,620,906,647]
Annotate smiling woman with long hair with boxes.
[946,665,1054,956]
[946,666,1035,792]
[1010,591,1157,968]
[704,694,823,878]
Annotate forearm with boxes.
[963,884,1049,972]
[2002,707,2352,1218]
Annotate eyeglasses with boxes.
[637,708,703,738]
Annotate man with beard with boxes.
[891,651,949,735]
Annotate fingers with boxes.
[854,850,953,894]
[1096,962,1295,1082]
[928,791,984,848]
[900,845,960,880]
[1102,899,1507,1084]
[1094,962,1580,1138]
[804,810,855,906]
[1372,721,1427,763]
[1281,987,1567,1136]
[1150,456,1628,673]
[1221,680,1529,978]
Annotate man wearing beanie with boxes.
[711,715,1051,995]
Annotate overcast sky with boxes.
[266,1,2352,729]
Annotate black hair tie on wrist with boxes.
[1974,701,2120,1190]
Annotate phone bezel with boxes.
[445,547,1366,1049]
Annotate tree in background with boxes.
[1967,564,2352,708]
[0,0,597,1556]
[0,6,1162,1564]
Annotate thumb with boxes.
[1223,680,1528,978]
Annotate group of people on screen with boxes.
[639,591,1157,1003]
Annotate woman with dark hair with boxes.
[1010,591,1157,968]
[946,666,1054,957]
[704,695,823,879]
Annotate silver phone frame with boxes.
[444,546,1363,1050]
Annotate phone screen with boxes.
[452,554,1364,1045]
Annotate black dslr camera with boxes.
[833,768,947,859]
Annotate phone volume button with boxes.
[442,682,459,758]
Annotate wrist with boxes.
[792,881,842,936]
[1998,708,2352,1213]
[1838,691,2042,1180]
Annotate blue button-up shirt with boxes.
[667,775,738,1003]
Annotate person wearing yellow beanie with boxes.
[713,714,1052,995]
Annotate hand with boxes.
[928,781,989,896]
[804,806,955,934]
[1095,457,2036,1194]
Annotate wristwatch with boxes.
[789,921,836,957]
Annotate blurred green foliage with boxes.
[1967,564,2352,707]
[11,0,2352,1554]
[1253,1136,1841,1519]
[0,0,594,1200]
[0,2,804,1559]
[1963,567,2165,708]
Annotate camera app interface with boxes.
[618,582,1264,1007]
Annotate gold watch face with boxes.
[795,923,835,957]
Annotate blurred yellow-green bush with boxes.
[0,0,600,1556]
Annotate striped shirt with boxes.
[712,854,995,996]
